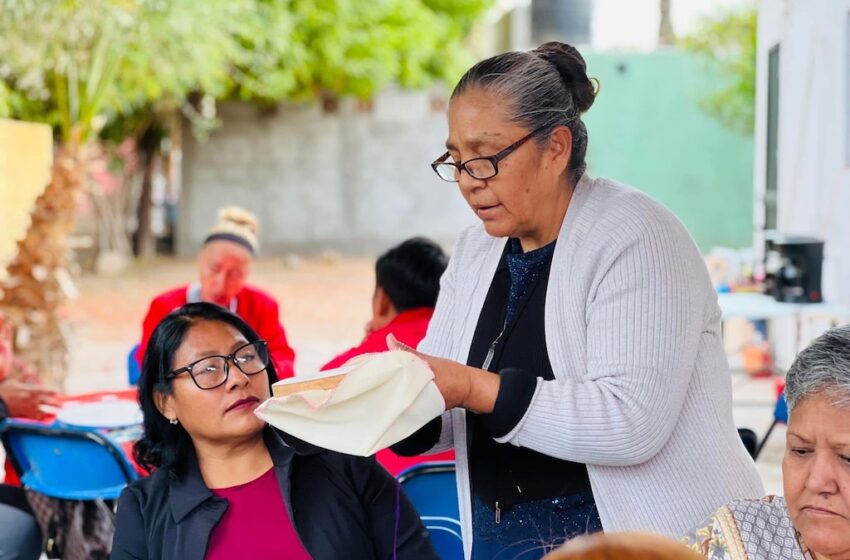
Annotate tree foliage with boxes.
[0,0,253,142]
[0,0,492,138]
[680,7,757,136]
[0,0,491,384]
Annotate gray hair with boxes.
[452,42,598,183]
[785,324,850,410]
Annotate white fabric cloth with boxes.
[418,174,765,558]
[255,351,445,456]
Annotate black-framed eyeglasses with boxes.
[166,340,269,390]
[431,126,546,182]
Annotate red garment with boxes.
[2,354,20,481]
[320,307,454,475]
[320,307,434,371]
[375,447,455,478]
[3,460,19,485]
[137,284,296,378]
[207,468,310,560]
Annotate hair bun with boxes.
[208,206,260,252]
[217,206,259,235]
[533,41,597,114]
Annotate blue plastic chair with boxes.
[398,461,462,560]
[754,390,789,460]
[128,343,141,386]
[0,419,138,500]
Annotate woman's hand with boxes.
[387,334,500,413]
[0,316,43,386]
[12,357,40,385]
[0,378,59,419]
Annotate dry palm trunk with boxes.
[0,141,87,389]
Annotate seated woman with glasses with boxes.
[136,206,297,378]
[112,302,437,560]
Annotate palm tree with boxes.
[0,0,245,387]
[0,135,87,387]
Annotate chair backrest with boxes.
[0,419,138,501]
[774,390,789,424]
[398,461,462,560]
[128,343,141,386]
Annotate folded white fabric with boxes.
[255,351,446,456]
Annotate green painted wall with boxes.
[582,51,754,251]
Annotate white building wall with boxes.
[756,0,850,307]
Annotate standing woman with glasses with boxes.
[390,42,763,559]
[112,302,437,560]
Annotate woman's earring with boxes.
[169,418,178,425]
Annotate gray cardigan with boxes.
[418,174,764,557]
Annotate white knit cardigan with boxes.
[417,174,764,558]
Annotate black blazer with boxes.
[111,428,437,560]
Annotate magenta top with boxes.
[206,468,311,559]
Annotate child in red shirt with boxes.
[321,238,454,474]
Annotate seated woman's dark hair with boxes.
[376,237,448,312]
[133,302,278,475]
[452,41,598,183]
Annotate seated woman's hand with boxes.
[12,356,40,385]
[0,378,59,419]
[387,334,499,413]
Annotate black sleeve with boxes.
[356,456,439,560]
[0,396,8,421]
[111,487,147,560]
[478,367,538,439]
[389,416,442,457]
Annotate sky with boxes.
[488,0,755,52]
[592,0,754,51]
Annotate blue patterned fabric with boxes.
[471,491,602,560]
[503,238,556,327]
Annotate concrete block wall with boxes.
[178,89,475,256]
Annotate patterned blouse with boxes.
[682,496,814,560]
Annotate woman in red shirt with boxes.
[137,207,296,377]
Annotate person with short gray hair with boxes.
[784,324,850,410]
[685,324,850,559]
[390,41,763,558]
